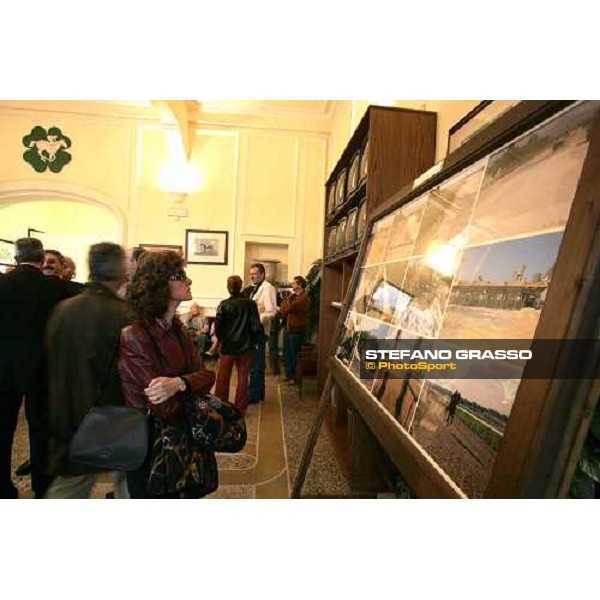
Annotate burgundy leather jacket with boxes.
[119,317,215,421]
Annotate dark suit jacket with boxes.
[47,283,134,475]
[0,264,80,393]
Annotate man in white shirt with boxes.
[246,263,276,403]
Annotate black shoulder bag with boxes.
[69,334,150,471]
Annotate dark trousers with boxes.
[126,460,155,499]
[0,389,51,498]
[269,317,282,374]
[249,338,267,402]
[215,352,252,413]
[283,329,305,380]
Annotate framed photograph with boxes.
[185,229,229,265]
[359,139,369,183]
[327,226,337,257]
[346,208,358,248]
[335,169,347,207]
[348,151,361,195]
[140,243,183,255]
[326,185,336,216]
[336,217,347,253]
[0,238,14,271]
[365,275,412,324]
[356,200,367,240]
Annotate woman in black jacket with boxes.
[214,275,264,414]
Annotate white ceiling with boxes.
[197,100,332,117]
[0,100,336,134]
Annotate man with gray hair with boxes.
[0,238,78,498]
[45,242,132,498]
[245,263,277,404]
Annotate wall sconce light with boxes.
[159,161,202,203]
[159,129,202,203]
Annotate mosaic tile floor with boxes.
[11,373,356,499]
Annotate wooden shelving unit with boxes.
[318,105,437,391]
[316,105,437,492]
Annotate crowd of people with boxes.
[0,238,310,499]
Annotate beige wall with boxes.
[0,103,328,309]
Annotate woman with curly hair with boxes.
[118,250,216,498]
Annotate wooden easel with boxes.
[291,373,333,498]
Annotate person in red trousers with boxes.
[214,276,265,414]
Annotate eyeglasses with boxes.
[168,270,187,281]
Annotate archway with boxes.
[0,181,127,282]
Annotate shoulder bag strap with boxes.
[95,333,121,407]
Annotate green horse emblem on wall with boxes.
[22,126,72,173]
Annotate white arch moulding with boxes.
[0,180,128,244]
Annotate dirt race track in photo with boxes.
[411,384,499,497]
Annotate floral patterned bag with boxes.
[147,413,218,499]
[185,393,247,453]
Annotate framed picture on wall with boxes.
[0,238,14,269]
[185,229,229,265]
[140,243,183,255]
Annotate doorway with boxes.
[0,199,123,282]
[243,241,289,285]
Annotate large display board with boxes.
[332,101,600,498]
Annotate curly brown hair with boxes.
[127,250,185,321]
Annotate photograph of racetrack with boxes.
[409,378,514,497]
[467,101,595,248]
[439,231,564,339]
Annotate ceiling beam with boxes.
[151,100,199,159]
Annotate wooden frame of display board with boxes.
[294,100,600,499]
[446,100,521,156]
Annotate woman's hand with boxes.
[145,377,182,405]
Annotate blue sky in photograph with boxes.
[458,231,564,282]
